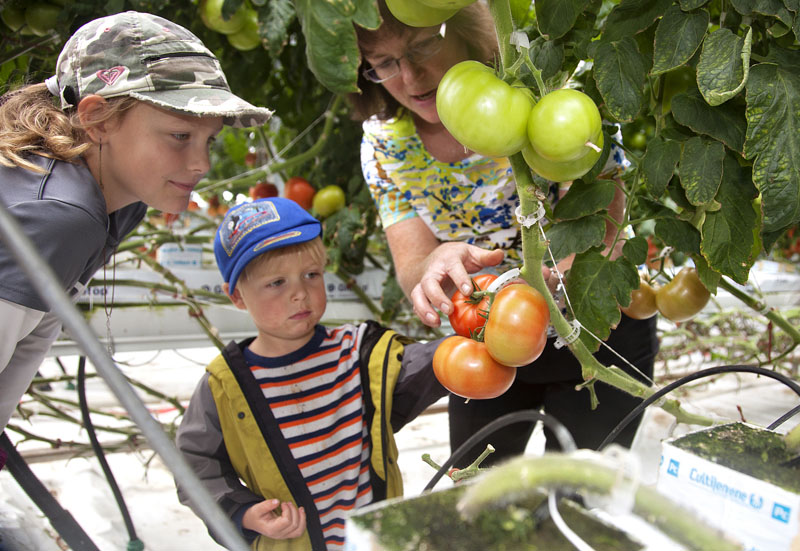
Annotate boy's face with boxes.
[227,246,327,357]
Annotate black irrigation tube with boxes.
[768,403,800,431]
[599,364,800,451]
[77,356,143,551]
[422,409,577,493]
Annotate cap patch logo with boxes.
[220,201,280,256]
[97,66,125,85]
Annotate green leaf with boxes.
[622,235,649,265]
[730,0,795,28]
[744,62,800,232]
[641,136,682,197]
[602,0,673,42]
[652,4,709,74]
[700,153,760,284]
[528,37,565,83]
[692,254,721,294]
[679,0,707,9]
[566,251,639,349]
[672,88,746,153]
[590,37,648,122]
[534,0,591,40]
[679,136,725,206]
[553,179,616,220]
[547,216,607,261]
[697,27,752,106]
[259,0,296,57]
[655,217,702,254]
[294,0,376,94]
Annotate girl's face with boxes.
[94,101,223,213]
[228,246,327,357]
[363,26,470,125]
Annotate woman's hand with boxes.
[410,242,504,327]
[242,499,306,540]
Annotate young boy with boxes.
[175,198,446,550]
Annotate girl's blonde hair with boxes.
[348,0,498,121]
[0,83,138,173]
[240,237,328,282]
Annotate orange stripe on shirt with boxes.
[270,368,359,409]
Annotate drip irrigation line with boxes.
[768,403,800,431]
[598,364,800,451]
[422,409,576,493]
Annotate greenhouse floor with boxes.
[0,347,798,551]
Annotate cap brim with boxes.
[130,88,273,128]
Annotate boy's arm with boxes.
[175,373,263,543]
[390,337,449,432]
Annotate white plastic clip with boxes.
[553,319,581,349]
[486,268,521,293]
[515,202,546,228]
[509,30,529,50]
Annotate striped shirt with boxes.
[243,323,374,550]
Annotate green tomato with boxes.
[25,2,60,36]
[416,0,475,9]
[226,9,260,51]
[527,88,603,162]
[312,185,346,218]
[385,0,457,27]
[437,61,533,158]
[628,131,647,151]
[662,66,695,114]
[200,0,248,35]
[1,2,26,31]
[521,136,602,182]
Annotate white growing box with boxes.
[657,425,800,551]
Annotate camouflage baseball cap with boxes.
[45,11,272,128]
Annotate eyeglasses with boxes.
[362,25,447,84]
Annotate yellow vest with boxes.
[207,327,406,550]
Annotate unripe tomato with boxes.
[417,0,475,8]
[432,336,516,399]
[437,61,533,157]
[199,0,248,34]
[621,279,658,320]
[284,177,316,210]
[655,267,711,322]
[1,2,26,31]
[521,137,602,182]
[312,185,346,218]
[448,274,497,338]
[226,8,261,51]
[249,181,278,200]
[661,66,695,115]
[25,2,60,37]
[385,0,457,27]
[527,89,603,162]
[484,284,550,367]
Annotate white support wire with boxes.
[547,491,597,551]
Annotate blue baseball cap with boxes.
[214,198,322,293]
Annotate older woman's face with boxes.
[362,25,470,124]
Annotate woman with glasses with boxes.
[349,0,658,467]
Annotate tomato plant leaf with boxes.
[566,251,639,349]
[528,36,566,85]
[547,216,606,261]
[553,179,616,220]
[259,0,296,56]
[534,0,590,40]
[655,217,702,254]
[744,60,800,232]
[679,0,707,9]
[692,254,721,295]
[652,4,708,74]
[294,0,377,93]
[602,0,673,42]
[622,235,648,265]
[672,88,746,153]
[679,136,725,206]
[730,0,795,28]
[697,27,752,106]
[641,136,681,197]
[700,154,760,284]
[590,37,648,122]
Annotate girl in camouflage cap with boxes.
[0,11,272,435]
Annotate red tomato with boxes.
[187,200,200,211]
[284,177,316,210]
[483,284,550,367]
[432,336,516,400]
[448,274,497,338]
[249,181,279,200]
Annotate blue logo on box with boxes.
[749,494,763,510]
[772,503,791,523]
[667,459,680,477]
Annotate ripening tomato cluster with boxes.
[621,266,711,323]
[198,0,262,52]
[433,276,550,400]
